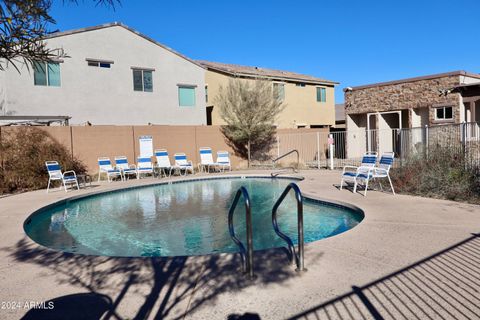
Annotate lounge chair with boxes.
[198,147,219,173]
[137,156,154,179]
[45,161,79,193]
[216,151,231,172]
[98,157,122,182]
[340,152,377,195]
[358,152,395,196]
[154,149,173,177]
[173,153,194,176]
[114,156,137,180]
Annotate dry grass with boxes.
[0,127,86,194]
[391,147,480,204]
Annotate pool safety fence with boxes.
[264,122,480,170]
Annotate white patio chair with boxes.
[216,151,231,172]
[114,156,137,180]
[98,157,122,182]
[154,149,173,177]
[173,153,194,176]
[137,156,154,179]
[45,161,79,193]
[198,147,219,173]
[340,152,377,194]
[360,152,395,196]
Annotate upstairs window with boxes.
[205,85,208,103]
[296,83,306,87]
[33,61,61,87]
[87,59,113,68]
[435,106,453,120]
[273,83,285,101]
[178,85,196,107]
[316,87,326,102]
[132,68,153,92]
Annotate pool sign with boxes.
[328,137,334,145]
[139,135,153,157]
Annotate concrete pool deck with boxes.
[0,170,479,319]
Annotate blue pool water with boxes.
[25,177,364,257]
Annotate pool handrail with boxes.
[271,182,306,272]
[228,186,255,279]
[271,149,299,175]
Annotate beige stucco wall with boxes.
[205,70,335,128]
[0,125,244,174]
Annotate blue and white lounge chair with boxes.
[45,161,79,193]
[98,157,122,182]
[369,152,395,195]
[137,156,154,179]
[174,153,194,176]
[198,147,219,173]
[340,152,377,195]
[154,149,173,177]
[114,156,137,180]
[216,151,231,172]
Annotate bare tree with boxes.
[216,78,285,167]
[0,0,118,72]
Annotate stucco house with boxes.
[197,61,338,129]
[0,22,206,125]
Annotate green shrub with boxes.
[0,127,86,194]
[391,146,480,204]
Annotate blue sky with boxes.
[50,0,480,103]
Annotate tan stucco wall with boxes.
[0,125,246,174]
[0,125,333,174]
[205,70,335,128]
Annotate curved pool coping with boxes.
[23,174,365,258]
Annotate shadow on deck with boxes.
[287,233,480,320]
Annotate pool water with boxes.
[25,177,363,257]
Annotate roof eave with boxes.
[204,65,338,86]
[345,70,480,92]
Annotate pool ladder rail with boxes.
[227,182,306,279]
[272,182,306,272]
[228,186,255,279]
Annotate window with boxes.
[132,69,153,92]
[87,59,113,68]
[296,83,306,87]
[178,86,196,107]
[435,106,453,120]
[205,85,208,103]
[316,87,326,102]
[33,61,61,87]
[273,83,285,100]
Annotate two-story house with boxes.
[198,61,338,129]
[0,22,206,125]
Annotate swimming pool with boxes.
[25,177,364,257]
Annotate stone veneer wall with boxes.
[344,75,463,126]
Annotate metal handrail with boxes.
[272,149,299,169]
[228,186,255,279]
[271,183,306,272]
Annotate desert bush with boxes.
[391,146,480,204]
[0,127,86,194]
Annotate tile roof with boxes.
[197,60,338,85]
